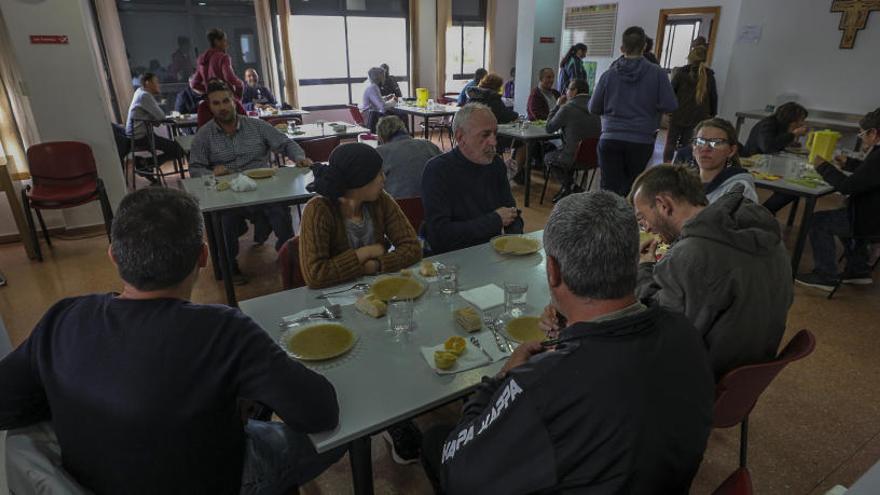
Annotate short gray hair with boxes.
[452,102,494,135]
[376,115,406,142]
[367,67,385,85]
[543,191,639,299]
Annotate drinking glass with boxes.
[388,297,414,341]
[316,120,326,135]
[439,264,459,295]
[503,282,528,317]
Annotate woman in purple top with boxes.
[359,67,397,132]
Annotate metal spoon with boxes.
[469,336,494,362]
[279,304,342,327]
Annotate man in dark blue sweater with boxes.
[422,103,523,254]
[590,26,678,196]
[0,187,342,494]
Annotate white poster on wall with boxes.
[737,24,763,44]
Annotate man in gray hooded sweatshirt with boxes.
[630,165,793,379]
[590,26,678,196]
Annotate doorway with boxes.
[654,7,720,71]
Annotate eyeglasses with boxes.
[691,137,730,149]
[858,128,875,139]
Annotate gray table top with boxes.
[166,109,309,127]
[496,123,560,140]
[749,153,835,197]
[848,459,880,494]
[239,231,549,452]
[394,104,459,117]
[285,122,370,141]
[736,109,861,133]
[180,166,314,212]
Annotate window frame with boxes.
[660,19,703,70]
[449,0,487,82]
[286,2,411,110]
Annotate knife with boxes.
[487,320,510,354]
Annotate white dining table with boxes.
[239,231,548,495]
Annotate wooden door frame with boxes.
[655,6,721,68]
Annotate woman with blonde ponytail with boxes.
[664,45,718,162]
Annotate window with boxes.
[286,0,410,109]
[116,0,263,109]
[445,0,487,94]
[660,20,702,70]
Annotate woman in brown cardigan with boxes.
[299,142,422,289]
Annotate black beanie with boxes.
[308,142,383,200]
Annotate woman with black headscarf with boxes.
[299,143,422,289]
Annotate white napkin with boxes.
[459,284,505,311]
[420,341,491,375]
[230,174,257,192]
[281,306,326,324]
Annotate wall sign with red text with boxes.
[539,37,555,43]
[30,35,69,45]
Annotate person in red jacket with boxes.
[191,28,244,98]
[526,67,560,121]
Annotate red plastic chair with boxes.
[277,235,305,290]
[347,105,366,126]
[712,467,754,495]
[713,329,816,470]
[299,136,341,163]
[539,137,600,204]
[395,197,424,232]
[22,142,114,262]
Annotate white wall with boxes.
[1,0,127,236]
[513,0,564,114]
[720,0,880,118]
[561,0,743,104]
[416,0,437,96]
[490,0,518,84]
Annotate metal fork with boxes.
[279,304,342,327]
[316,283,370,299]
[469,336,494,362]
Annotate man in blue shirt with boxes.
[589,26,678,196]
[457,68,488,106]
[0,187,342,494]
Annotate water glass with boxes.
[439,264,459,295]
[504,282,528,317]
[388,297,414,340]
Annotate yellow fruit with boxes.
[444,336,467,356]
[434,351,458,370]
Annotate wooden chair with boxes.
[395,197,425,232]
[22,142,114,262]
[278,235,306,290]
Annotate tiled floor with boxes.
[1,137,878,493]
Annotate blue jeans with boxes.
[241,420,345,495]
[808,207,870,277]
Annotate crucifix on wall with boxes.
[831,0,880,48]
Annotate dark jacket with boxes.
[421,148,523,254]
[174,86,201,115]
[440,305,714,494]
[816,145,880,238]
[545,93,601,166]
[589,56,677,144]
[379,76,402,98]
[742,116,795,157]
[557,56,588,94]
[465,86,518,124]
[242,84,277,111]
[669,64,718,127]
[526,86,560,121]
[636,186,793,379]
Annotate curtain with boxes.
[436,0,452,97]
[0,10,37,176]
[408,0,420,93]
[276,0,300,108]
[485,0,497,74]
[93,0,133,124]
[254,0,281,100]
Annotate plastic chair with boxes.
[347,105,366,126]
[128,121,167,188]
[22,142,114,262]
[358,133,379,149]
[539,137,599,204]
[712,467,754,495]
[299,136,341,163]
[278,236,305,290]
[395,197,424,232]
[713,329,816,470]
